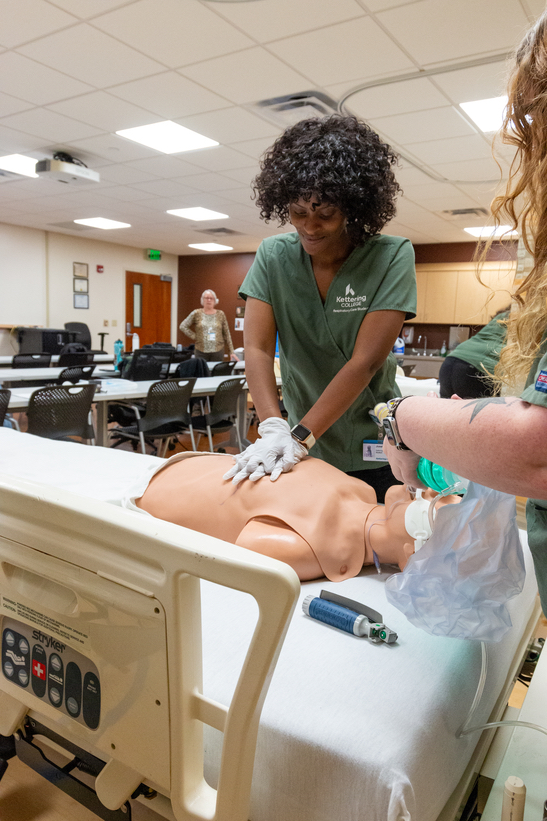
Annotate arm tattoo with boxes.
[463,396,512,422]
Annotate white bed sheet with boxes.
[0,429,538,821]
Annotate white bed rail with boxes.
[0,474,300,821]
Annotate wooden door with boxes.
[125,271,171,348]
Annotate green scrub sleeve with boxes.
[367,239,417,319]
[239,241,272,305]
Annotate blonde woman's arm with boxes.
[179,310,197,342]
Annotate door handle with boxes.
[126,322,132,336]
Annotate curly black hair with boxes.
[253,115,401,246]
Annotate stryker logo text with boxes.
[32,631,66,653]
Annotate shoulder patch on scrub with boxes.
[535,370,547,393]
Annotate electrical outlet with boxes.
[103,319,109,327]
[112,319,117,327]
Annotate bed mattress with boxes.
[0,429,538,821]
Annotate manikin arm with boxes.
[236,518,322,581]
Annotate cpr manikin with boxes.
[127,453,460,582]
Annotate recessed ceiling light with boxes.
[74,218,131,230]
[116,121,218,154]
[167,207,229,221]
[463,225,517,238]
[0,154,38,178]
[459,96,508,133]
[188,243,233,252]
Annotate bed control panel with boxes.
[1,618,101,730]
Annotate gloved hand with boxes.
[223,417,309,484]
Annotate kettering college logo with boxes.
[334,283,367,313]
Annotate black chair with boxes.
[12,353,52,369]
[0,389,19,431]
[57,365,96,384]
[58,351,94,367]
[191,377,246,453]
[0,389,10,427]
[211,361,236,376]
[26,384,97,444]
[109,378,196,456]
[174,358,210,379]
[119,349,173,381]
[64,322,104,353]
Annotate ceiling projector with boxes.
[35,158,100,185]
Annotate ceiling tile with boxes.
[92,0,254,68]
[429,156,508,184]
[220,166,258,186]
[405,133,494,165]
[267,17,414,87]
[0,124,50,153]
[18,24,165,86]
[48,91,158,132]
[0,0,77,48]
[181,145,256,172]
[97,164,158,184]
[99,185,152,201]
[431,62,509,106]
[176,106,279,144]
[176,172,243,192]
[338,77,448,120]
[67,133,160,162]
[206,0,366,42]
[109,72,231,119]
[523,0,547,17]
[369,106,476,145]
[365,0,426,10]
[130,179,199,197]
[377,0,530,66]
[215,187,256,208]
[180,48,310,106]
[230,135,279,160]
[125,155,203,177]
[0,92,34,118]
[0,108,102,142]
[0,52,94,105]
[45,0,137,18]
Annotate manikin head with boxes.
[364,485,461,572]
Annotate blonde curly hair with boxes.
[490,10,547,390]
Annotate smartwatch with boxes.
[379,397,410,451]
[291,423,316,450]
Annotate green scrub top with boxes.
[446,312,508,377]
[240,232,417,473]
[521,336,547,613]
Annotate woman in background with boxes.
[381,10,547,613]
[179,289,239,362]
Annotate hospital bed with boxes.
[0,428,540,821]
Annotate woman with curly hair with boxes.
[224,115,416,501]
[381,9,547,613]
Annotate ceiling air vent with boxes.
[248,91,339,129]
[442,207,489,219]
[198,227,243,236]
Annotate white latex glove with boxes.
[223,417,309,484]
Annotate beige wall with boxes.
[0,223,178,356]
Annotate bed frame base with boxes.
[13,720,132,821]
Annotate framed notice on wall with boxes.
[73,262,88,277]
[73,277,88,293]
[74,293,89,309]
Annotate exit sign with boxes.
[145,248,161,260]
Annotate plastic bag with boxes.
[385,482,526,642]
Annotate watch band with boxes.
[383,397,411,451]
[291,423,316,450]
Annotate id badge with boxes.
[207,329,216,342]
[363,432,388,462]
